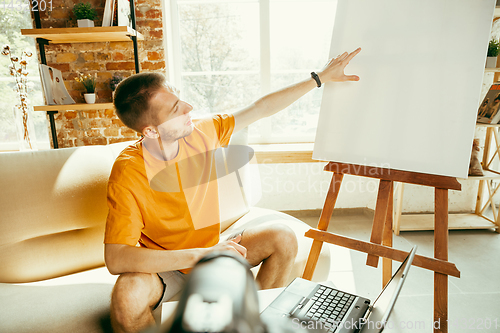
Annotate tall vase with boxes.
[13,105,38,151]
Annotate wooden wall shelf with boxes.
[34,103,114,112]
[467,169,500,181]
[21,26,144,43]
[397,213,497,232]
[484,67,500,73]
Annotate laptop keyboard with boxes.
[305,285,356,332]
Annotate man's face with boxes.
[149,86,194,143]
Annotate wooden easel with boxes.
[301,162,461,333]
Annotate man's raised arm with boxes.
[232,48,361,133]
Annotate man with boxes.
[104,48,361,333]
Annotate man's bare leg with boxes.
[238,223,299,289]
[110,272,164,333]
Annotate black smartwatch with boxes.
[311,72,321,88]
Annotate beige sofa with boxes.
[0,140,330,333]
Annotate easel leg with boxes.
[302,173,343,280]
[434,188,449,333]
[393,182,405,236]
[367,180,393,268]
[382,181,394,287]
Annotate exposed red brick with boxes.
[47,63,70,72]
[73,43,105,52]
[83,53,96,61]
[51,0,66,8]
[50,9,68,19]
[104,128,120,137]
[98,90,112,100]
[145,9,162,19]
[73,62,101,71]
[34,0,166,148]
[58,139,75,148]
[83,110,99,118]
[66,129,82,138]
[44,19,65,28]
[149,30,163,39]
[104,109,116,118]
[39,10,49,20]
[66,72,78,81]
[96,52,110,61]
[142,40,163,50]
[64,111,77,120]
[147,51,163,61]
[113,52,126,61]
[98,72,113,80]
[82,136,107,146]
[112,118,124,126]
[141,61,165,70]
[106,62,136,71]
[47,44,72,53]
[108,42,132,50]
[139,20,163,29]
[109,137,136,144]
[121,127,137,137]
[86,129,102,137]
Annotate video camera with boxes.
[158,252,320,333]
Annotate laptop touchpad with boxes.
[269,292,303,313]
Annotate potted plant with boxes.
[73,2,98,28]
[75,72,97,104]
[487,39,500,68]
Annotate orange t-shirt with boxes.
[104,114,235,273]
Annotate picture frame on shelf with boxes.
[39,64,75,106]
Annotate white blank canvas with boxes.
[313,0,495,178]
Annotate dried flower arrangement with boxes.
[2,44,35,149]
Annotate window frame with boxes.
[163,0,334,144]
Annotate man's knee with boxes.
[112,272,161,318]
[267,223,299,259]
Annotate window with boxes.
[164,0,337,144]
[0,8,49,151]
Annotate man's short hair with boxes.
[113,72,176,133]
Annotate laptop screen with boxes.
[361,245,417,332]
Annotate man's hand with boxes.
[209,234,247,258]
[318,48,361,83]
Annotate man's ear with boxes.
[142,126,159,139]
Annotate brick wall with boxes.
[34,0,166,148]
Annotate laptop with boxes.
[260,246,417,333]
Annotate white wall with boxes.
[254,162,479,213]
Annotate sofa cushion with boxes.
[0,267,117,333]
[0,143,131,283]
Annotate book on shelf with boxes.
[39,64,75,106]
[117,0,132,27]
[102,0,116,27]
[477,82,500,124]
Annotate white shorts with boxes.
[154,270,189,310]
